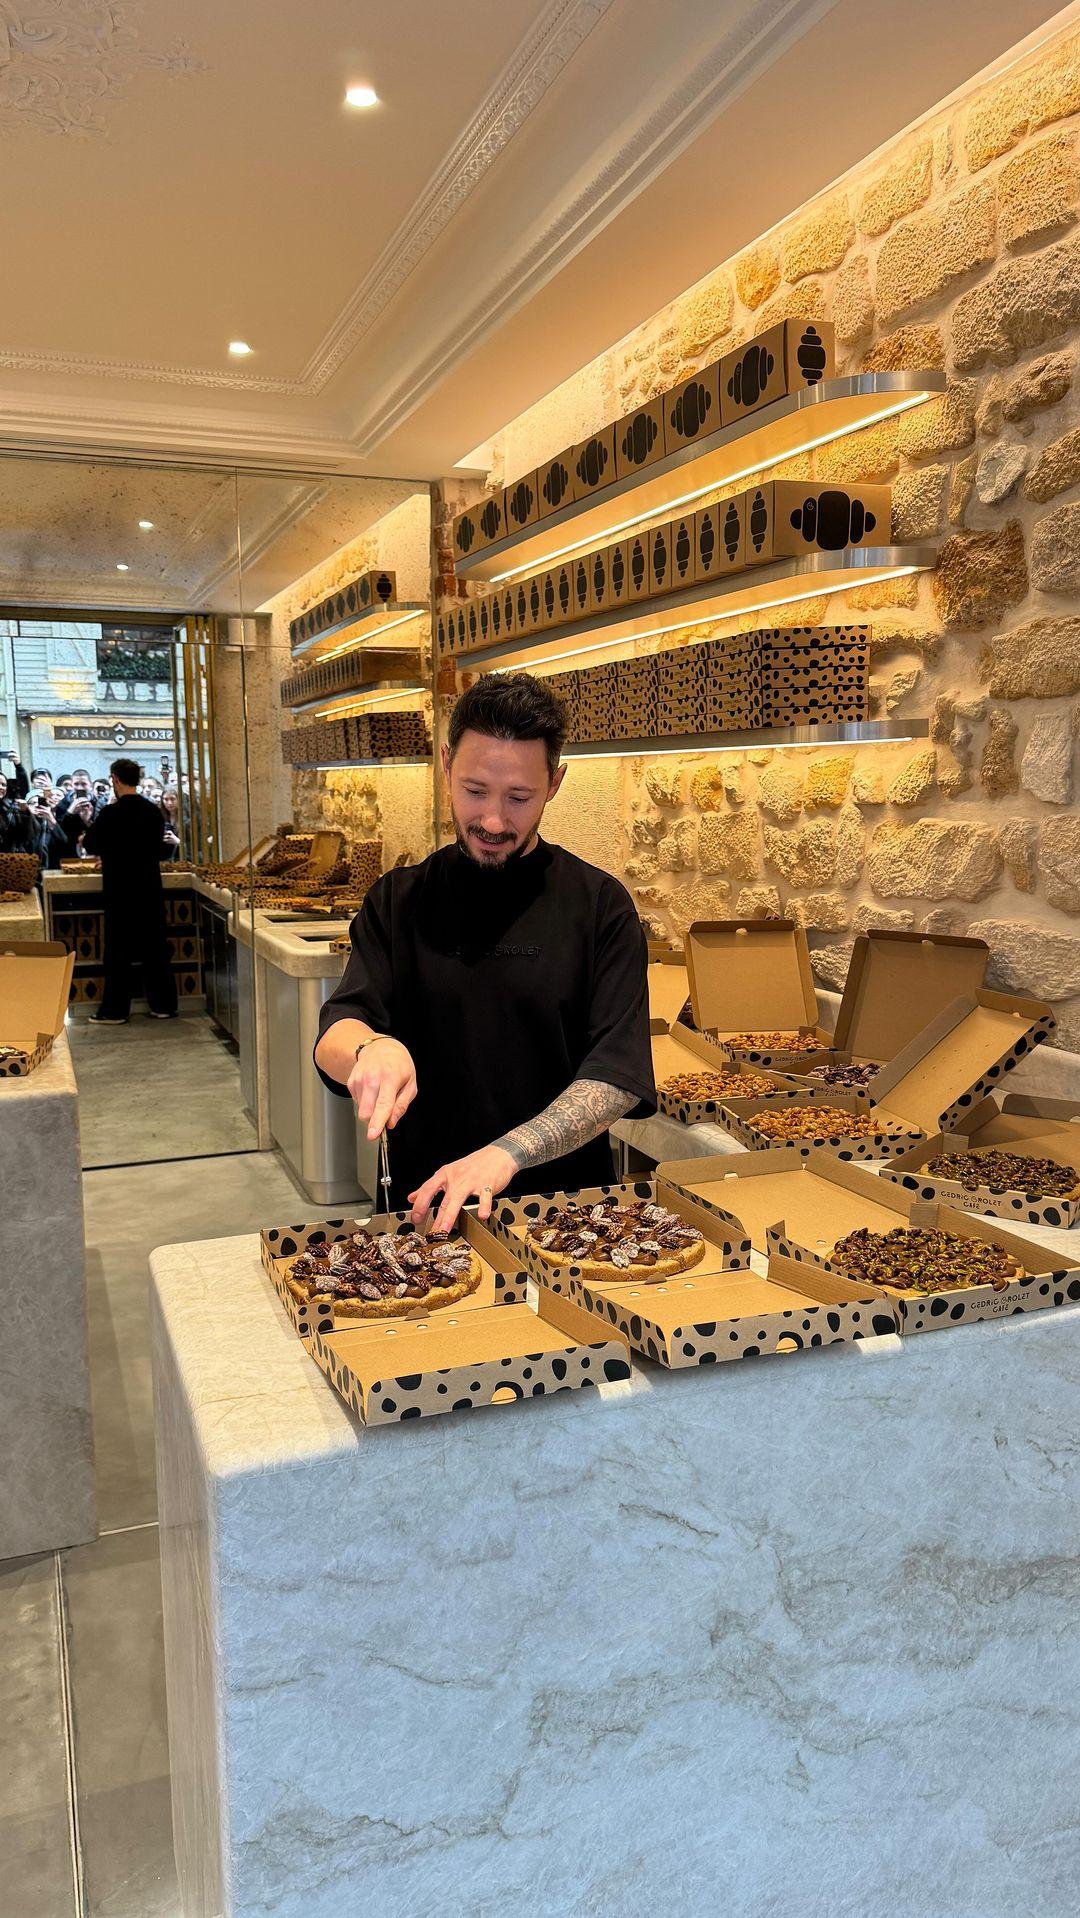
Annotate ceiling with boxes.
[0,0,1071,483]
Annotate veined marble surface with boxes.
[232,907,352,978]
[1,1030,95,1557]
[0,891,45,942]
[153,1228,1080,1918]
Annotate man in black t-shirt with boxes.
[315,673,655,1230]
[85,757,178,1025]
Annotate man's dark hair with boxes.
[32,767,52,781]
[57,773,73,786]
[447,671,566,778]
[111,757,141,787]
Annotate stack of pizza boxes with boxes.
[760,625,870,726]
[611,655,660,741]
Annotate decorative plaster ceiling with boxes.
[0,0,1070,478]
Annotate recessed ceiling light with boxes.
[228,340,253,356]
[344,84,379,108]
[116,563,129,572]
[138,519,154,530]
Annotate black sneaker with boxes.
[90,1014,128,1026]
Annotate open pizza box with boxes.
[775,929,989,1090]
[307,830,345,875]
[305,1287,631,1428]
[566,1247,898,1367]
[489,1176,752,1295]
[0,941,75,1077]
[706,1083,922,1158]
[647,951,691,1034]
[260,1209,532,1340]
[864,988,1055,1134]
[656,1147,1080,1334]
[879,1090,1080,1229]
[684,920,836,1069]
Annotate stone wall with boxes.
[484,25,1080,1050]
[261,492,434,867]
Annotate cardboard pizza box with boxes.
[260,1210,532,1340]
[709,1084,922,1159]
[654,1049,804,1126]
[0,941,75,1076]
[684,919,836,1069]
[867,989,1056,1134]
[568,1247,897,1367]
[831,930,990,1068]
[878,1091,1080,1229]
[306,1285,631,1427]
[646,953,691,1033]
[656,1148,1080,1334]
[719,319,835,428]
[489,1176,752,1295]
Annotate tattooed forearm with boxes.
[495,1079,635,1173]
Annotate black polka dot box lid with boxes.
[877,1091,1080,1231]
[565,1245,896,1369]
[0,942,75,1077]
[259,1211,632,1427]
[658,1146,1080,1338]
[489,1178,752,1297]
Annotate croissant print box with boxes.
[719,320,835,427]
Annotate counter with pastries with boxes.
[151,1198,1080,1918]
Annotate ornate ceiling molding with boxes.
[299,0,618,393]
[348,0,836,454]
[0,342,308,394]
[0,0,203,139]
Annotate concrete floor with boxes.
[67,1010,258,1169]
[0,1149,342,1918]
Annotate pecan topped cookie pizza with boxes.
[526,1197,705,1281]
[286,1230,483,1319]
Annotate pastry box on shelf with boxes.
[742,482,890,566]
[684,918,837,1069]
[489,1176,752,1296]
[0,941,75,1077]
[568,1248,897,1369]
[719,319,835,427]
[776,928,990,1094]
[261,1211,631,1427]
[878,1092,1080,1230]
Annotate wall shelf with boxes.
[290,757,433,772]
[560,718,930,760]
[289,601,428,662]
[287,680,425,716]
[452,545,936,674]
[455,372,945,583]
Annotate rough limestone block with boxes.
[1021,711,1075,802]
[968,916,1080,998]
[980,616,1080,697]
[804,755,854,808]
[996,818,1039,893]
[980,710,1021,797]
[756,762,804,822]
[949,453,978,525]
[999,130,1079,251]
[976,444,1030,504]
[952,235,1080,370]
[734,242,780,311]
[963,34,1080,169]
[932,523,1027,629]
[861,324,945,371]
[887,748,937,807]
[698,812,758,879]
[1002,350,1073,422]
[857,140,933,237]
[896,382,977,458]
[656,819,698,873]
[892,464,948,538]
[867,819,1002,900]
[852,903,916,933]
[1031,501,1080,591]
[1023,425,1080,503]
[875,182,996,327]
[762,820,838,888]
[733,885,782,918]
[832,255,874,345]
[787,892,850,931]
[782,196,854,282]
[644,762,684,808]
[1040,816,1080,911]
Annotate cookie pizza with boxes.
[830,1225,1024,1295]
[287,1230,483,1320]
[526,1197,705,1281]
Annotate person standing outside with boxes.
[85,757,177,1025]
[314,673,655,1229]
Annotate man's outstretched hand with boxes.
[409,1144,518,1233]
[348,1036,417,1142]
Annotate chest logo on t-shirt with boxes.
[447,941,544,960]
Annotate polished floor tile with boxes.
[0,1553,76,1918]
[63,1526,179,1918]
[68,1011,258,1169]
[83,1150,332,1531]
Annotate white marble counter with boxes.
[232,906,352,978]
[43,866,194,894]
[0,890,45,942]
[152,1224,1080,1918]
[1,1031,95,1557]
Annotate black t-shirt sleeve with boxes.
[314,876,396,1097]
[574,880,656,1118]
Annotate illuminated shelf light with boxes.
[560,719,928,761]
[292,757,431,771]
[455,372,945,584]
[289,679,425,717]
[289,602,427,662]
[459,548,934,675]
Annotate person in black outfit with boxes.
[0,762,36,854]
[315,673,655,1229]
[85,757,178,1025]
